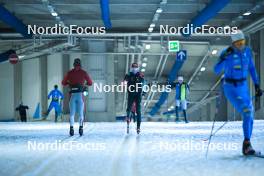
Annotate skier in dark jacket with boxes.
[124,63,145,134]
[16,102,29,122]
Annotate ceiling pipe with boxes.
[0,5,32,38]
[100,0,112,29]
[184,0,231,37]
[187,50,210,85]
[243,17,264,34]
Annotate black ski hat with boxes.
[73,58,81,67]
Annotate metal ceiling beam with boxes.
[187,49,210,85]
[100,0,112,29]
[0,5,32,38]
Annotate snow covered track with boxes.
[0,121,264,176]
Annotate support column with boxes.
[256,29,264,118]
[40,55,48,116]
[14,62,22,121]
[81,40,115,122]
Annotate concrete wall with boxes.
[0,63,14,120]
[81,41,116,122]
[22,58,41,120]
[255,29,264,118]
[47,53,63,118]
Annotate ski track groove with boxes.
[110,123,139,176]
[15,124,95,176]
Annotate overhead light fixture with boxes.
[143,57,148,62]
[161,0,167,4]
[51,12,58,17]
[142,63,147,67]
[145,44,151,50]
[200,67,206,72]
[141,68,146,72]
[211,49,218,55]
[156,8,163,13]
[243,11,251,16]
[148,27,154,33]
[18,55,25,59]
[150,23,155,28]
[170,105,174,109]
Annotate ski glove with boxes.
[220,47,234,61]
[255,84,263,97]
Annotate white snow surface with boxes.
[0,121,264,176]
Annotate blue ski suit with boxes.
[47,89,64,117]
[214,46,259,140]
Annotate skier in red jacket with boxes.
[62,58,92,136]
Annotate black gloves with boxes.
[220,47,234,60]
[255,84,263,97]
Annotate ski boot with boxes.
[79,126,83,136]
[242,140,256,155]
[69,126,74,136]
[175,118,180,123]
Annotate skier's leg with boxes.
[21,115,25,122]
[69,94,76,127]
[132,112,136,122]
[224,83,256,155]
[238,84,254,141]
[77,93,84,126]
[175,100,180,121]
[135,94,142,132]
[126,94,135,121]
[46,102,54,116]
[54,102,60,122]
[182,100,188,123]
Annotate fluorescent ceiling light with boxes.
[18,55,25,59]
[141,68,146,72]
[200,67,206,72]
[170,106,174,109]
[150,23,155,28]
[243,12,251,16]
[161,0,167,4]
[148,27,154,33]
[211,49,218,55]
[145,44,151,50]
[156,8,163,13]
[51,12,58,17]
[142,63,147,67]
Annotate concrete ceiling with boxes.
[0,0,263,116]
[0,0,263,32]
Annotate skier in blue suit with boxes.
[214,30,263,156]
[45,85,64,122]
